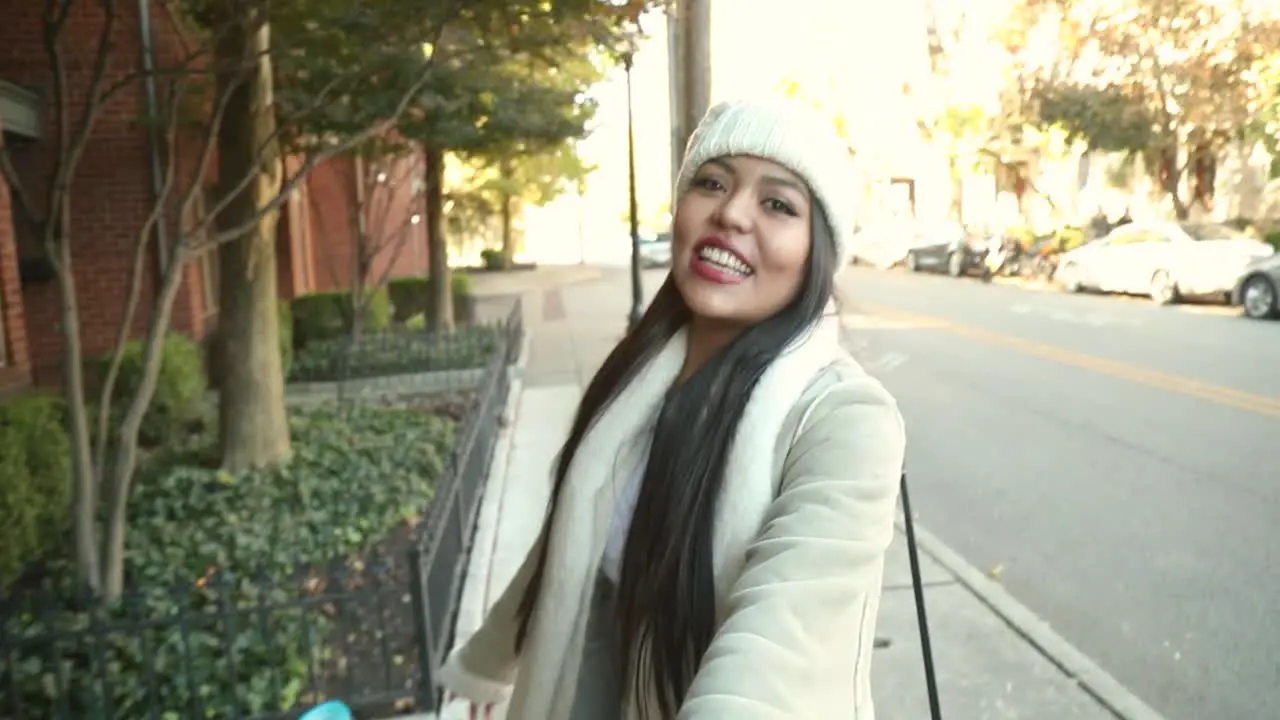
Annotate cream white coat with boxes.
[438,315,906,718]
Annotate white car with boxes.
[1053,221,1275,305]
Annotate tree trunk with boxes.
[99,251,188,599]
[424,144,453,332]
[54,205,102,594]
[213,17,292,472]
[499,158,515,266]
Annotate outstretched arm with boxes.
[679,374,906,719]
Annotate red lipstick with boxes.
[689,236,753,285]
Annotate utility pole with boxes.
[667,0,712,188]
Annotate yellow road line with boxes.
[864,305,1280,419]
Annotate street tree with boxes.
[454,142,595,264]
[310,147,427,334]
[0,0,452,598]
[462,46,604,266]
[912,0,997,222]
[1007,0,1280,218]
[399,4,645,330]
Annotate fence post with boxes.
[408,546,439,712]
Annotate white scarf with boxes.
[511,312,846,719]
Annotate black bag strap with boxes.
[900,471,943,719]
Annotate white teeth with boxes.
[697,246,753,276]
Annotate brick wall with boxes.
[0,0,205,386]
[365,151,429,282]
[305,156,358,293]
[0,161,32,394]
[301,153,429,298]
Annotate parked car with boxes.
[632,232,672,269]
[1053,221,1275,304]
[903,221,989,278]
[1232,253,1280,319]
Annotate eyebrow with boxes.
[707,158,810,198]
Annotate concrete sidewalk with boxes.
[430,266,1164,719]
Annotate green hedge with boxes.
[0,395,70,589]
[480,249,508,270]
[97,333,207,447]
[1265,230,1280,251]
[2,402,456,717]
[290,324,499,383]
[290,288,393,349]
[387,273,473,323]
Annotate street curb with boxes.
[900,520,1168,720]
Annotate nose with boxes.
[711,189,753,234]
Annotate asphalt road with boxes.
[835,266,1279,720]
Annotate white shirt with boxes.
[600,435,652,582]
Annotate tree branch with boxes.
[195,26,451,250]
[91,44,194,477]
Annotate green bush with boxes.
[362,287,393,331]
[480,248,508,270]
[290,288,393,349]
[388,273,474,322]
[1,402,456,717]
[290,324,499,382]
[290,291,348,348]
[0,395,71,589]
[277,300,294,379]
[98,333,207,446]
[1265,230,1280,251]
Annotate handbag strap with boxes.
[900,470,943,719]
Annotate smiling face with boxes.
[671,155,814,328]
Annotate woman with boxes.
[438,97,906,719]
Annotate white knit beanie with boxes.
[674,97,855,268]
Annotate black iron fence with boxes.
[0,299,524,719]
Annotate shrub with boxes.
[97,333,207,446]
[480,248,508,270]
[388,274,474,323]
[1,402,456,717]
[291,288,393,349]
[291,291,349,348]
[277,300,294,379]
[1265,230,1280,252]
[290,324,499,383]
[362,287,393,331]
[0,395,71,589]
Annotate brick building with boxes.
[0,1,427,394]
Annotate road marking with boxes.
[862,304,1280,418]
[1009,303,1140,328]
[840,313,946,331]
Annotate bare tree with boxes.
[0,0,450,599]
[312,147,426,334]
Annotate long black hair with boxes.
[515,201,839,718]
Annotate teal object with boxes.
[299,700,353,720]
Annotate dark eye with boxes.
[692,176,725,192]
[764,197,798,216]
